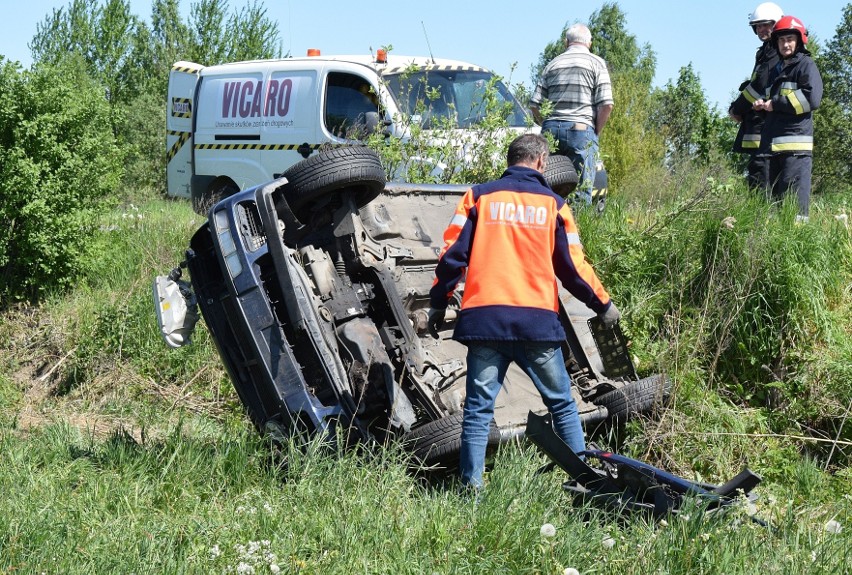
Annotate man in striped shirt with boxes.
[530,24,614,206]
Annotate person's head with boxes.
[772,15,809,59]
[507,134,549,172]
[564,24,592,48]
[749,2,784,42]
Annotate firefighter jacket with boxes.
[730,41,780,153]
[759,51,823,156]
[429,165,612,343]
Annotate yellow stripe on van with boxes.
[381,65,488,75]
[195,143,323,151]
[171,63,202,74]
[167,131,191,161]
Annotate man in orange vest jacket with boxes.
[428,133,620,488]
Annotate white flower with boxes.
[540,523,557,538]
[658,519,669,527]
[564,568,581,575]
[237,562,255,575]
[269,565,281,574]
[209,545,221,559]
[721,216,736,229]
[602,536,616,549]
[824,520,843,534]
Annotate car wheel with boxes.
[405,412,500,470]
[594,375,672,423]
[543,154,579,197]
[192,178,238,215]
[281,146,386,223]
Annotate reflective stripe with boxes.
[771,135,813,152]
[787,89,810,114]
[743,84,761,103]
[566,232,581,245]
[780,82,798,90]
[450,214,467,227]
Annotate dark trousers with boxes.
[746,154,769,191]
[765,154,812,217]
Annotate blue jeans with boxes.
[542,120,599,205]
[459,341,586,487]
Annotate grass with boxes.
[1,170,852,573]
[0,420,850,574]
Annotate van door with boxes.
[194,67,266,192]
[166,61,203,199]
[259,68,320,178]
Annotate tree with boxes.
[30,0,146,106]
[144,0,191,97]
[186,0,282,66]
[813,3,852,192]
[651,64,714,163]
[588,2,655,84]
[530,2,654,86]
[226,1,283,62]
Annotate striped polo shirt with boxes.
[531,45,613,127]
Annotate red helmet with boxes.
[772,15,808,44]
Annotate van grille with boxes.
[236,202,266,252]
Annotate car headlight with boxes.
[213,209,243,278]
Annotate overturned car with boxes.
[154,146,669,467]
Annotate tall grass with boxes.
[0,420,849,574]
[578,165,852,468]
[1,173,851,573]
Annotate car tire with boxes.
[281,146,386,222]
[543,154,579,197]
[594,375,672,422]
[406,412,500,469]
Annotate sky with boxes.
[1,0,848,110]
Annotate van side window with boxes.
[324,73,379,139]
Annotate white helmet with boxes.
[749,2,784,27]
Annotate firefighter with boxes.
[753,15,823,221]
[427,134,619,488]
[729,2,784,190]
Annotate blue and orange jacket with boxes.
[759,51,822,156]
[429,165,612,342]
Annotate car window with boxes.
[384,69,528,129]
[324,72,379,139]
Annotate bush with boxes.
[580,167,852,460]
[0,58,124,303]
[114,92,167,200]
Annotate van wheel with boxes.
[543,154,579,197]
[192,179,238,215]
[405,413,500,471]
[281,146,386,223]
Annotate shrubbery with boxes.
[0,58,123,303]
[578,166,852,461]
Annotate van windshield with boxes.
[383,69,529,129]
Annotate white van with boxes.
[166,50,534,212]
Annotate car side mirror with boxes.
[365,111,393,138]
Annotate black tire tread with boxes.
[594,375,672,422]
[406,412,500,466]
[282,146,385,217]
[543,154,579,196]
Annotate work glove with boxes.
[427,308,446,338]
[598,303,621,330]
